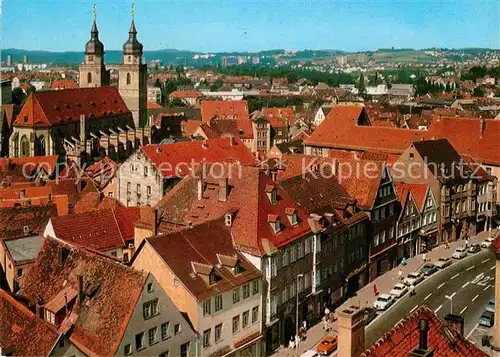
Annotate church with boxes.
[9,5,149,162]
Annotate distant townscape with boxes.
[1,4,500,357]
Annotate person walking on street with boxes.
[323,315,329,331]
[465,238,469,248]
[398,268,403,281]
[422,253,427,262]
[373,284,378,296]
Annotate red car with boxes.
[316,335,338,355]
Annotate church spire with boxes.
[85,4,104,55]
[122,3,143,55]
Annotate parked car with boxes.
[373,294,396,310]
[479,311,495,328]
[481,237,495,248]
[452,247,468,259]
[301,350,320,357]
[390,283,408,298]
[468,244,481,254]
[316,335,337,355]
[361,307,378,325]
[419,263,438,276]
[434,257,452,269]
[486,298,495,313]
[403,272,424,286]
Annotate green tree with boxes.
[169,98,187,107]
[210,79,223,91]
[153,78,162,88]
[473,87,485,97]
[286,71,298,84]
[12,87,26,106]
[357,73,366,96]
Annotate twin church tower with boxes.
[78,4,147,128]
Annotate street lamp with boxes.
[296,273,304,352]
[445,293,456,315]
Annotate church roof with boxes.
[122,20,143,55]
[13,86,131,128]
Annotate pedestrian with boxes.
[398,268,403,281]
[324,306,330,318]
[323,315,329,331]
[422,253,427,262]
[465,238,469,248]
[409,284,415,296]
[445,241,450,250]
[289,336,295,350]
[302,320,307,331]
[373,284,378,296]
[401,257,407,266]
[329,311,335,323]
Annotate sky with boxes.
[2,0,499,53]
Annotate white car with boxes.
[403,272,424,286]
[390,283,408,298]
[452,246,468,259]
[481,238,495,248]
[434,256,452,269]
[373,294,396,310]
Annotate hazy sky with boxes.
[2,0,499,52]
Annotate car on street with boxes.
[301,350,320,357]
[373,294,396,310]
[316,335,337,355]
[419,263,438,276]
[361,307,378,325]
[434,256,452,269]
[468,244,481,253]
[486,298,495,313]
[403,272,424,286]
[479,311,495,328]
[481,237,495,248]
[390,283,408,298]
[452,246,468,259]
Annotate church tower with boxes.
[79,5,110,88]
[119,4,147,128]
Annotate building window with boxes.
[203,329,211,348]
[252,280,259,295]
[271,256,277,277]
[127,72,131,85]
[282,247,289,266]
[252,306,259,323]
[243,284,250,299]
[144,166,148,176]
[203,299,211,316]
[20,136,30,157]
[127,182,131,192]
[137,183,141,193]
[290,244,296,262]
[17,268,23,278]
[161,322,170,340]
[159,352,169,357]
[143,299,159,319]
[87,72,92,84]
[124,344,132,355]
[174,323,181,335]
[147,282,154,293]
[233,288,240,303]
[149,327,158,345]
[242,310,249,328]
[374,233,380,247]
[232,315,240,334]
[304,272,311,288]
[135,332,145,350]
[215,294,223,311]
[215,323,222,342]
[297,241,304,258]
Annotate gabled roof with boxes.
[140,217,262,301]
[50,79,78,89]
[49,207,140,251]
[156,164,312,256]
[0,289,60,356]
[0,204,58,239]
[362,306,487,357]
[20,237,147,357]
[169,90,202,99]
[0,156,59,183]
[14,86,131,127]
[140,137,256,178]
[3,235,44,264]
[201,100,249,122]
[394,182,428,214]
[198,117,254,139]
[263,107,296,128]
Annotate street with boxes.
[365,249,496,348]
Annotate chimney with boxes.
[80,114,86,143]
[444,314,464,336]
[197,178,204,200]
[36,295,44,319]
[337,306,365,357]
[77,275,84,305]
[408,319,434,357]
[68,204,74,214]
[219,178,229,202]
[480,118,486,138]
[229,135,235,147]
[202,140,208,149]
[19,189,26,199]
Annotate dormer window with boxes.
[209,271,218,285]
[225,213,232,226]
[265,184,277,204]
[233,260,245,275]
[285,208,298,226]
[268,214,281,233]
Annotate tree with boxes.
[473,87,485,97]
[210,79,223,91]
[169,98,187,107]
[286,71,298,84]
[153,78,162,88]
[12,87,26,106]
[357,73,366,96]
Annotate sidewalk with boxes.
[274,229,498,356]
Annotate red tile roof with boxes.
[394,182,429,213]
[49,207,140,251]
[362,306,487,357]
[141,137,256,177]
[156,164,312,256]
[0,289,60,356]
[201,100,249,122]
[0,204,58,238]
[50,79,78,90]
[169,90,202,99]
[305,105,500,166]
[0,155,59,182]
[20,237,147,357]
[1,104,15,129]
[147,101,162,109]
[140,217,262,301]
[198,118,254,139]
[263,107,296,127]
[14,86,131,127]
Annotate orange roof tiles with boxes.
[141,137,256,178]
[201,100,249,122]
[362,306,487,357]
[50,79,78,90]
[14,86,130,127]
[169,90,202,99]
[263,107,296,128]
[394,182,429,213]
[199,118,254,139]
[147,101,162,109]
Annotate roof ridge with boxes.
[111,208,126,246]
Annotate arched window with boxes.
[126,73,131,85]
[13,137,19,157]
[20,136,30,157]
[35,136,46,156]
[87,72,92,84]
